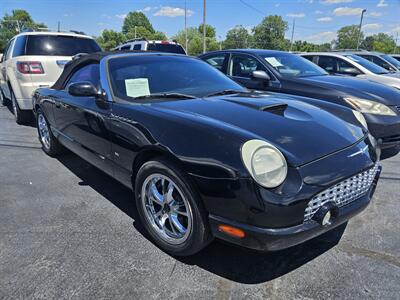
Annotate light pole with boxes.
[184,0,188,52]
[356,9,366,50]
[202,0,206,53]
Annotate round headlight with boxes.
[241,140,288,188]
[352,110,368,130]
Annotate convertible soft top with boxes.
[52,51,185,90]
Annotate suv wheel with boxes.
[11,89,31,125]
[36,108,64,156]
[135,158,212,256]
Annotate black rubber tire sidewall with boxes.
[135,157,212,256]
[36,108,64,156]
[11,90,31,124]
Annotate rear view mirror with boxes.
[68,81,98,97]
[252,70,270,81]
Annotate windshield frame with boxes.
[259,52,329,79]
[103,53,246,103]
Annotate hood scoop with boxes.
[224,98,288,116]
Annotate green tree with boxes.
[0,10,47,50]
[122,12,154,35]
[335,25,362,50]
[173,26,219,56]
[198,23,216,39]
[361,33,396,53]
[223,25,252,49]
[96,29,126,50]
[252,15,288,50]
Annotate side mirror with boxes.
[68,81,98,97]
[252,70,270,81]
[340,67,360,76]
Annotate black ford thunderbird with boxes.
[32,52,381,256]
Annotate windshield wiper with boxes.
[134,93,197,100]
[205,89,248,97]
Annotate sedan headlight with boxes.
[344,97,396,116]
[352,110,368,130]
[241,140,287,188]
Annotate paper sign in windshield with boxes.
[125,78,150,98]
[265,57,283,67]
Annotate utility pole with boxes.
[134,26,137,39]
[356,9,366,50]
[394,32,399,54]
[202,0,206,53]
[57,21,60,32]
[185,0,188,52]
[289,19,295,52]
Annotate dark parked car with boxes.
[33,52,381,256]
[199,49,400,160]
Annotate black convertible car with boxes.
[33,52,381,256]
[199,49,400,160]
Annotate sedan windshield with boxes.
[345,54,389,74]
[260,53,328,78]
[382,55,400,70]
[108,55,245,101]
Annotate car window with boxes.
[66,64,100,89]
[382,55,400,69]
[317,56,337,73]
[108,55,244,100]
[345,54,389,74]
[147,43,186,54]
[2,40,12,62]
[337,58,360,74]
[133,44,141,50]
[261,53,328,78]
[203,54,228,72]
[120,45,131,50]
[12,35,27,58]
[302,55,316,63]
[5,39,15,60]
[26,35,101,56]
[229,54,264,78]
[359,54,395,72]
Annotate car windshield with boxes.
[345,54,389,74]
[108,55,245,101]
[147,43,186,54]
[260,53,328,78]
[382,55,400,69]
[26,35,101,56]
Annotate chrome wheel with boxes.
[38,114,50,149]
[141,174,192,245]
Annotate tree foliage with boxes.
[361,33,396,53]
[173,26,219,56]
[252,15,288,50]
[223,25,252,49]
[0,10,46,50]
[96,30,126,50]
[122,12,154,34]
[335,25,362,50]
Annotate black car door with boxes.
[53,63,113,175]
[227,53,270,90]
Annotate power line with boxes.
[239,0,265,16]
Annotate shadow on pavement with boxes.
[57,152,346,284]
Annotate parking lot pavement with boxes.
[0,103,399,300]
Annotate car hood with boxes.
[150,94,365,167]
[293,75,400,105]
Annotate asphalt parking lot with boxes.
[0,103,399,299]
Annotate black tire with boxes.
[36,108,64,156]
[0,88,8,106]
[11,89,32,125]
[135,157,212,256]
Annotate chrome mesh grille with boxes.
[304,164,379,221]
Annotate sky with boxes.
[1,0,399,44]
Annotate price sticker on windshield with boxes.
[125,78,150,98]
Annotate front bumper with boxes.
[208,166,381,251]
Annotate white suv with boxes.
[0,31,101,124]
[114,39,186,54]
